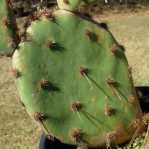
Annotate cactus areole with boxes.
[0,0,143,148]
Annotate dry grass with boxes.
[0,10,149,149]
[0,57,41,149]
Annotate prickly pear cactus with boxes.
[0,0,19,56]
[12,6,143,148]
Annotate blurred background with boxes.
[0,0,149,148]
[10,0,149,16]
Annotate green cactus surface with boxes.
[0,0,19,56]
[57,0,81,11]
[57,0,98,11]
[12,10,143,148]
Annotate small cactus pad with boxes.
[80,0,99,7]
[57,0,98,11]
[12,10,142,148]
[57,0,81,11]
[0,0,19,56]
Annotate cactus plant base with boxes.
[39,131,148,149]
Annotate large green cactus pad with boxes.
[12,10,142,148]
[0,0,19,56]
